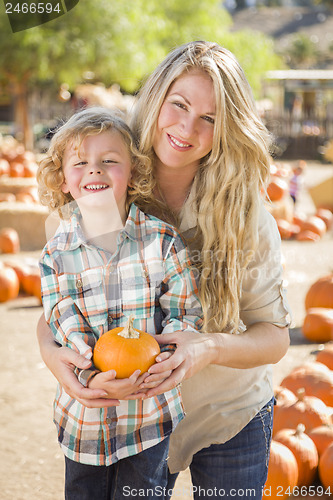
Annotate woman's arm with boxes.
[37,314,120,407]
[142,323,289,396]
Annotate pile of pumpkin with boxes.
[265,274,333,498]
[265,162,333,242]
[0,135,38,179]
[302,274,333,344]
[0,227,41,304]
[0,135,39,204]
[266,349,333,498]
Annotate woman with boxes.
[37,41,290,499]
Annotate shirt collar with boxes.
[56,203,153,252]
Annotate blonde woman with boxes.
[37,41,291,499]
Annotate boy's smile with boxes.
[61,129,132,212]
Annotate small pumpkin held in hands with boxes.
[93,315,160,379]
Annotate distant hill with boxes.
[230,6,333,61]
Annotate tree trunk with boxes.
[12,80,34,151]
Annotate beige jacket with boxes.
[168,193,291,473]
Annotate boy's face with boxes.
[61,130,132,210]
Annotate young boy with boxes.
[37,107,202,499]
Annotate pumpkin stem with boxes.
[295,423,306,436]
[297,387,306,401]
[118,315,140,339]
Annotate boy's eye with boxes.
[103,159,117,164]
[73,161,86,167]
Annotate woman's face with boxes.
[152,69,216,174]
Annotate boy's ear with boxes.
[61,181,70,194]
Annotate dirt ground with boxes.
[0,161,332,500]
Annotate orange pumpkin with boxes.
[9,161,25,177]
[293,212,307,227]
[305,274,333,310]
[273,388,331,435]
[316,343,333,370]
[273,386,297,436]
[280,362,333,407]
[274,424,318,487]
[295,230,320,242]
[15,192,35,204]
[0,158,10,176]
[0,193,16,203]
[21,270,42,301]
[4,261,30,292]
[316,208,333,230]
[0,227,20,254]
[300,215,327,237]
[302,308,333,343]
[318,442,333,489]
[308,424,333,457]
[263,440,298,499]
[0,264,20,302]
[93,315,160,379]
[266,177,289,202]
[275,219,293,240]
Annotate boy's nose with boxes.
[89,166,102,174]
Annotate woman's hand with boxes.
[37,314,120,407]
[139,323,290,398]
[140,330,216,397]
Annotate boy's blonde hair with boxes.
[130,41,272,333]
[37,106,149,212]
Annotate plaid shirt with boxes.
[39,203,203,466]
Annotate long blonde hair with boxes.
[130,41,272,333]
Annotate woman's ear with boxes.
[127,170,134,188]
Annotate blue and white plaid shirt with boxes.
[39,203,203,466]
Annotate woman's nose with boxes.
[180,115,196,137]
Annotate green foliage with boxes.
[284,33,318,67]
[0,0,282,95]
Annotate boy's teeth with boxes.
[85,184,108,190]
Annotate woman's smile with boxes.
[153,69,216,173]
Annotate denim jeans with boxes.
[64,436,170,500]
[168,397,274,500]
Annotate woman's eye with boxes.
[173,101,187,110]
[202,116,215,125]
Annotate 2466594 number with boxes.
[263,485,332,497]
[5,2,61,14]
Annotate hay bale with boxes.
[0,202,49,251]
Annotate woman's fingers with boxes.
[59,347,92,370]
[144,364,186,397]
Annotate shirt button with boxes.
[142,270,149,278]
[106,417,112,424]
[76,278,83,290]
[109,265,115,273]
[108,314,113,324]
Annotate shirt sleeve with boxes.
[239,203,292,328]
[39,251,100,385]
[158,233,203,334]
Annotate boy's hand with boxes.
[88,369,150,400]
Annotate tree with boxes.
[284,33,318,67]
[0,0,282,149]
